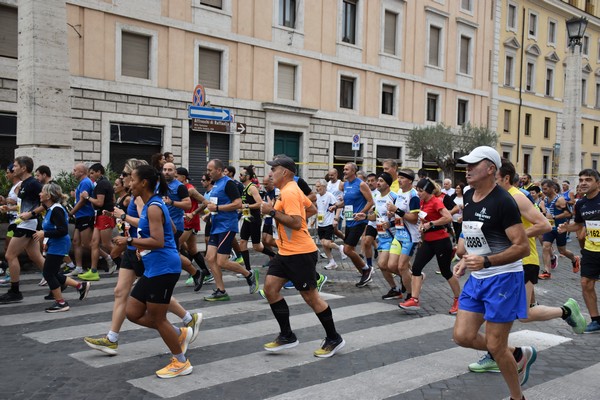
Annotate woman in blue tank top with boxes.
[116,164,193,379]
[35,183,91,313]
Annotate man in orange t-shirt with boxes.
[260,155,345,358]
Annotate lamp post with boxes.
[558,16,588,182]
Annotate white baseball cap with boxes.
[459,146,501,169]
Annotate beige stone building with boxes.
[0,0,495,182]
[493,0,600,180]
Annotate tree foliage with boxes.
[406,123,498,179]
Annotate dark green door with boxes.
[274,130,300,162]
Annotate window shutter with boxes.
[198,48,222,89]
[460,36,470,74]
[0,6,18,59]
[429,26,440,66]
[384,11,396,55]
[201,0,223,9]
[122,32,150,79]
[278,64,296,100]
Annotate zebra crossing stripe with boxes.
[126,315,458,398]
[521,362,600,400]
[24,292,343,344]
[1,278,310,327]
[70,301,398,368]
[128,327,570,399]
[262,330,572,400]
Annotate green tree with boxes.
[407,123,497,181]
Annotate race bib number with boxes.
[462,221,491,255]
[586,220,600,242]
[317,213,324,223]
[242,207,250,218]
[418,211,427,221]
[395,217,404,228]
[344,205,353,219]
[210,197,218,215]
[376,216,387,234]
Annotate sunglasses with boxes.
[121,171,130,177]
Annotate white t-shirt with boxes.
[367,189,380,228]
[452,196,463,223]
[373,191,397,238]
[326,179,343,201]
[316,191,338,227]
[442,188,456,197]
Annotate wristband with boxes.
[31,211,37,218]
[394,209,405,217]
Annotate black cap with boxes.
[176,167,189,179]
[398,169,415,181]
[266,155,296,174]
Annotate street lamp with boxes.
[558,16,588,182]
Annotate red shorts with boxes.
[95,214,116,231]
[184,215,201,231]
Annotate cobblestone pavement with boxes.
[0,237,598,399]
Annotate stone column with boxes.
[558,46,582,184]
[16,0,74,175]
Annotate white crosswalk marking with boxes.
[127,315,458,398]
[521,363,600,400]
[70,301,396,368]
[3,274,590,399]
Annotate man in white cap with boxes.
[452,146,535,400]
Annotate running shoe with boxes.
[382,288,402,300]
[235,256,244,264]
[194,270,211,292]
[398,297,420,311]
[0,274,10,286]
[44,283,68,300]
[0,289,23,304]
[324,260,338,270]
[185,276,194,286]
[356,267,373,288]
[258,289,266,299]
[563,298,586,334]
[38,278,47,286]
[572,256,581,274]
[319,252,327,259]
[538,271,551,280]
[435,270,442,275]
[107,259,118,275]
[550,254,558,270]
[78,282,91,300]
[313,335,345,358]
[283,281,295,290]
[339,245,348,260]
[65,266,84,277]
[516,346,537,386]
[247,269,259,294]
[45,301,70,313]
[264,332,299,352]
[84,336,118,355]
[468,353,500,373]
[78,270,100,281]
[316,273,327,292]
[204,289,230,302]
[584,320,600,334]
[203,274,215,284]
[156,357,193,379]
[186,313,203,344]
[449,297,459,315]
[178,327,193,354]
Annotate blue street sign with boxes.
[188,105,232,121]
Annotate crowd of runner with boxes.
[0,148,597,399]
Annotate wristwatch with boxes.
[483,256,492,268]
[269,209,276,218]
[127,236,133,245]
[120,213,126,221]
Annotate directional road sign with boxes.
[188,105,232,122]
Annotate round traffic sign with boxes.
[353,134,360,143]
[193,84,205,106]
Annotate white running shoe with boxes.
[324,260,338,270]
[65,266,84,277]
[38,278,47,286]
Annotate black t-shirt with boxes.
[225,180,241,201]
[18,176,43,213]
[297,177,312,196]
[462,185,522,255]
[92,175,115,214]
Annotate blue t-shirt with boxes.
[138,195,181,278]
[344,177,368,228]
[165,179,188,231]
[210,176,241,234]
[43,203,70,255]
[75,177,95,218]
